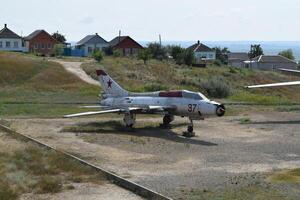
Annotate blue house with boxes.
[76,33,108,56]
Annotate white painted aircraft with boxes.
[247,68,300,89]
[64,70,225,137]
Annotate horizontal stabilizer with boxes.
[64,109,121,118]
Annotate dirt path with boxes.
[52,60,100,86]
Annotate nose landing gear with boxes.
[183,118,195,138]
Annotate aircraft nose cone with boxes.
[216,104,226,117]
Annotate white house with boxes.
[0,24,25,52]
[76,33,108,56]
[187,41,216,64]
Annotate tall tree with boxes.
[212,47,230,64]
[52,32,66,43]
[248,44,264,59]
[278,49,295,60]
[147,42,167,60]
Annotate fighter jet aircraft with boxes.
[247,68,300,88]
[64,70,226,137]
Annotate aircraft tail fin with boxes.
[96,70,129,97]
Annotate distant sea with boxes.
[139,41,300,61]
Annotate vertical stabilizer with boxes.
[96,70,129,97]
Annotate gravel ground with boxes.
[9,111,300,199]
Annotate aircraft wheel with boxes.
[187,125,193,133]
[163,115,174,125]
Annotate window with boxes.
[48,43,51,49]
[209,53,213,59]
[6,41,11,48]
[38,44,41,49]
[88,47,93,53]
[34,43,38,49]
[41,43,45,49]
[0,41,2,48]
[14,41,18,48]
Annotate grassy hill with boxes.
[1,52,300,117]
[0,52,98,117]
[82,56,300,104]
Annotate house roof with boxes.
[76,34,108,46]
[228,52,249,61]
[109,36,127,47]
[24,30,44,40]
[187,41,213,52]
[252,55,297,63]
[109,36,143,48]
[0,24,21,39]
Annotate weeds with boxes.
[239,118,251,124]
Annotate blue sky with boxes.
[1,0,300,42]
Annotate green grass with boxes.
[0,133,106,198]
[183,185,287,200]
[268,169,300,183]
[82,56,300,104]
[1,52,300,118]
[0,52,99,117]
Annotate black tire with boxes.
[187,125,193,133]
[163,115,172,125]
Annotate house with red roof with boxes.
[24,30,59,55]
[109,36,143,56]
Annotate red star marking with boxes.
[107,79,112,88]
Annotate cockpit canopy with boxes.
[182,90,208,100]
[158,90,208,100]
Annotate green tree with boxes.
[183,49,195,66]
[52,44,64,57]
[278,49,295,60]
[248,44,264,59]
[169,45,184,60]
[92,50,103,62]
[212,47,230,64]
[52,32,66,43]
[138,49,151,64]
[147,42,167,60]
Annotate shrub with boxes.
[183,49,195,66]
[35,176,62,194]
[92,50,103,62]
[0,180,18,200]
[147,42,167,60]
[200,77,231,98]
[144,83,168,92]
[52,44,64,57]
[138,49,151,64]
[169,45,184,60]
[213,59,222,67]
[113,49,122,57]
[103,46,113,56]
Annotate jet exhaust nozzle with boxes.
[216,104,225,117]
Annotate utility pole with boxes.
[159,34,162,47]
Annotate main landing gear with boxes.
[160,114,174,128]
[183,118,195,138]
[123,113,136,128]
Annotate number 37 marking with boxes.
[188,104,197,112]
